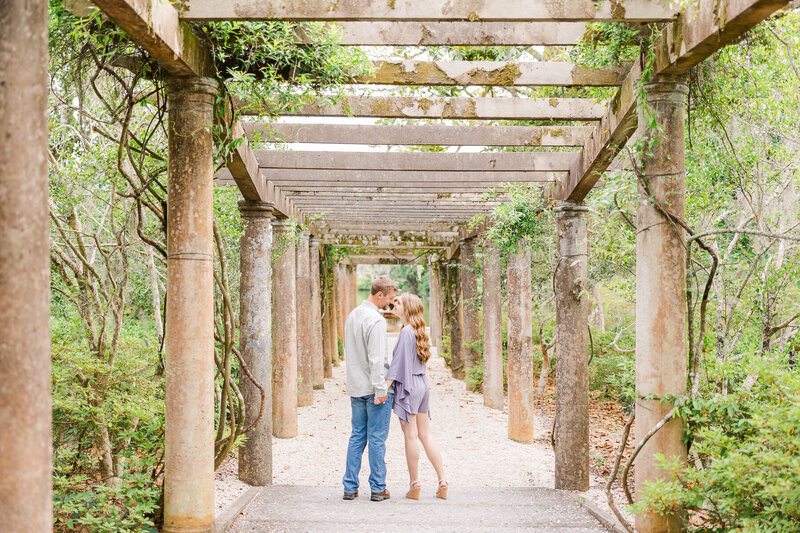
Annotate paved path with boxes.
[229,486,606,532]
[221,333,609,532]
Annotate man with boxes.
[342,275,399,502]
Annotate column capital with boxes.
[308,236,321,248]
[554,201,589,217]
[238,201,274,219]
[643,76,689,105]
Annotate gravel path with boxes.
[216,333,625,524]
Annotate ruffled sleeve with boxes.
[387,326,417,423]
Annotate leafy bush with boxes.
[52,317,164,532]
[465,359,484,393]
[636,359,800,531]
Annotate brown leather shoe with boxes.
[370,489,390,501]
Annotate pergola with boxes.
[0,1,790,532]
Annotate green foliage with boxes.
[465,359,484,393]
[479,184,553,257]
[54,473,160,533]
[388,264,429,297]
[52,317,164,531]
[636,360,800,531]
[570,22,641,68]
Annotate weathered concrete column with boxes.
[554,202,590,491]
[309,237,325,389]
[335,264,346,347]
[636,77,689,533]
[237,201,274,486]
[295,231,314,407]
[272,219,298,438]
[481,242,504,411]
[444,260,465,379]
[506,244,534,444]
[0,3,52,531]
[163,76,219,533]
[427,257,442,348]
[322,263,335,377]
[347,264,359,313]
[460,238,480,383]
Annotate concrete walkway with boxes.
[220,333,611,532]
[228,486,606,532]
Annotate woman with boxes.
[385,292,447,500]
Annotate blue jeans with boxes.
[342,394,393,493]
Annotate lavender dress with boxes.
[387,325,430,424]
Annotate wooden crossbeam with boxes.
[316,221,460,232]
[255,151,577,172]
[92,0,212,77]
[237,95,606,121]
[90,1,305,219]
[214,135,299,220]
[245,123,593,147]
[181,0,678,22]
[359,60,628,87]
[216,180,526,192]
[308,22,590,46]
[331,240,449,249]
[285,192,502,200]
[554,0,790,202]
[340,255,424,265]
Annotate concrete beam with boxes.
[182,0,679,22]
[554,0,789,202]
[312,21,590,46]
[340,255,423,265]
[256,151,578,172]
[260,170,560,186]
[316,221,460,232]
[223,123,300,220]
[93,0,212,77]
[237,95,606,121]
[246,123,594,147]
[285,191,502,200]
[264,184,524,193]
[360,60,628,87]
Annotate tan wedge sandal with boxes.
[436,480,448,500]
[406,480,421,500]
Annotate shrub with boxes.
[636,359,800,531]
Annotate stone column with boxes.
[482,242,504,411]
[460,238,480,383]
[347,264,359,312]
[237,201,274,486]
[635,77,689,533]
[444,260,465,379]
[427,257,442,348]
[554,202,590,490]
[506,244,534,444]
[309,237,325,389]
[322,264,335,377]
[0,3,52,531]
[335,264,346,346]
[272,219,298,438]
[163,76,218,533]
[295,231,313,407]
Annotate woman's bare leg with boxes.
[416,412,445,482]
[400,415,420,483]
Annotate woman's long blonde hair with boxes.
[400,293,431,364]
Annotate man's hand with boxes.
[374,395,388,405]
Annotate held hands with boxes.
[374,395,388,405]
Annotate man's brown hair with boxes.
[370,276,398,296]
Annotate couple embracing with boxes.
[342,276,447,502]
